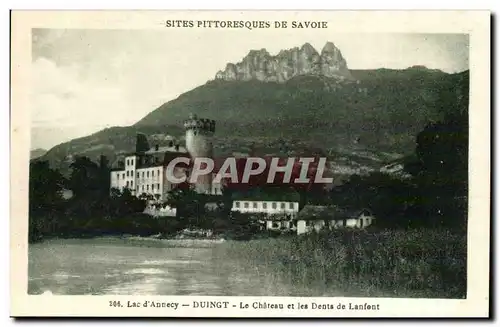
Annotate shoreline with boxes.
[32,235,226,248]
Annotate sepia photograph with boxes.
[10,10,490,317]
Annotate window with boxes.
[126,159,129,166]
[281,203,285,209]
[137,172,139,178]
[122,173,125,179]
[157,183,160,190]
[263,203,267,209]
[117,173,119,179]
[126,171,129,177]
[253,202,258,209]
[126,181,129,187]
[244,202,249,209]
[147,185,149,191]
[272,202,277,209]
[235,202,240,208]
[152,184,155,190]
[142,172,145,178]
[147,171,150,178]
[136,186,139,192]
[131,181,133,187]
[142,185,144,191]
[152,170,155,177]
[289,203,294,209]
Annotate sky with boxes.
[31,29,469,150]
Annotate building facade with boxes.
[231,200,299,216]
[110,144,189,201]
[231,199,300,233]
[110,114,221,208]
[296,206,375,235]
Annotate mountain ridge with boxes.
[33,41,469,178]
[215,42,353,83]
[36,68,469,177]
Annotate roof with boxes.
[298,205,373,221]
[135,151,192,169]
[145,145,188,155]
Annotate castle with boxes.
[109,114,223,204]
[108,114,376,232]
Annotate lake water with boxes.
[28,238,298,296]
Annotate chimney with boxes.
[155,144,159,151]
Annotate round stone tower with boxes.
[183,113,216,194]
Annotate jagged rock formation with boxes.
[215,42,353,83]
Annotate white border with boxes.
[3,5,494,326]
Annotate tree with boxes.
[68,156,101,198]
[98,155,111,196]
[165,186,207,229]
[330,172,417,228]
[405,111,468,228]
[29,160,66,212]
[29,160,66,242]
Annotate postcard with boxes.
[10,10,490,318]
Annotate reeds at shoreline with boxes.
[213,228,467,298]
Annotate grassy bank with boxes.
[213,228,467,298]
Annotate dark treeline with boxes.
[29,155,145,242]
[29,107,468,242]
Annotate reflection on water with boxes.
[28,239,291,296]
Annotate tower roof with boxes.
[183,114,216,133]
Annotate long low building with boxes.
[231,200,300,217]
[297,205,375,235]
[229,189,300,232]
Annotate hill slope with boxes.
[30,148,47,160]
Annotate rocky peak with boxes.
[301,42,318,56]
[215,42,353,83]
[321,41,338,54]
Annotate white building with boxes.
[296,205,375,235]
[144,203,177,217]
[110,114,222,215]
[229,188,302,232]
[110,144,190,202]
[231,200,300,217]
[231,199,300,232]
